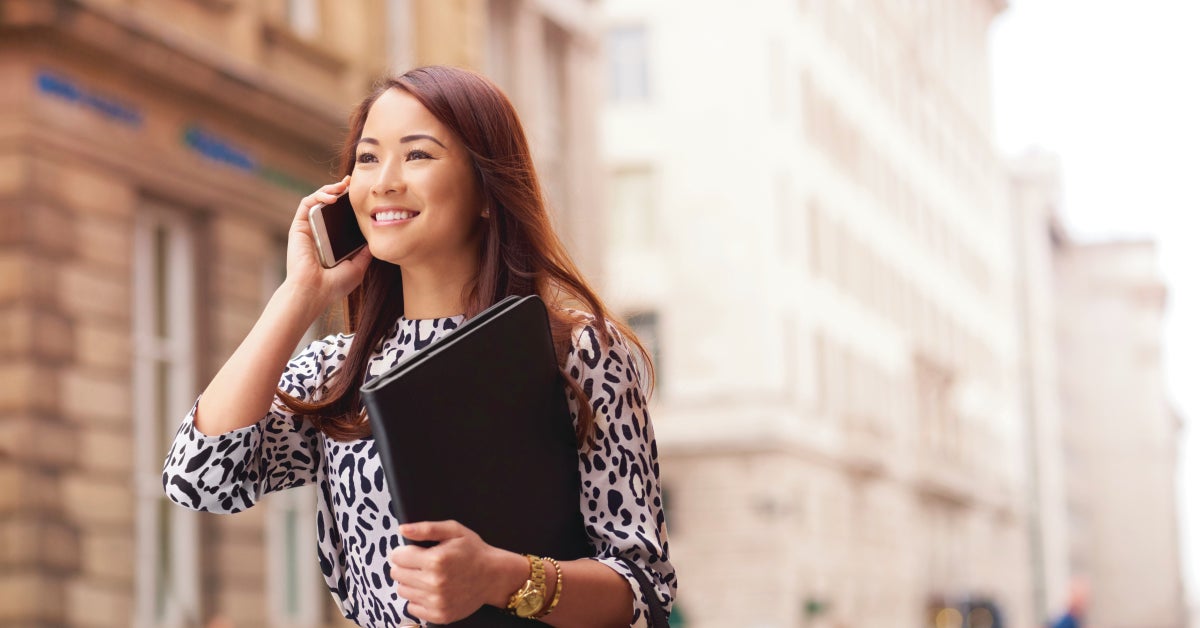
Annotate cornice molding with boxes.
[0,117,309,229]
[0,0,346,149]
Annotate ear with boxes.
[481,207,491,218]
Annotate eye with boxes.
[355,152,378,164]
[405,149,432,161]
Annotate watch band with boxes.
[506,554,547,618]
[532,557,563,619]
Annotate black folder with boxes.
[360,295,591,626]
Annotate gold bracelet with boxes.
[533,557,563,619]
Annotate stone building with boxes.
[1056,239,1188,628]
[600,0,1028,624]
[600,0,1190,624]
[0,0,601,626]
[1055,241,1188,628]
[1010,152,1073,620]
[1013,153,1189,628]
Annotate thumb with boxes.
[399,520,464,542]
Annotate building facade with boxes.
[0,0,600,626]
[1010,152,1073,621]
[1012,153,1189,628]
[600,0,1029,625]
[1054,238,1188,628]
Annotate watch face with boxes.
[515,590,546,617]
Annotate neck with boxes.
[399,256,478,320]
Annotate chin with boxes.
[364,241,381,258]
[365,243,405,266]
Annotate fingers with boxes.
[393,580,427,603]
[323,174,351,198]
[308,175,351,204]
[386,520,467,578]
[390,562,441,592]
[387,523,490,625]
[319,174,351,195]
[297,175,350,212]
[399,520,465,543]
[388,547,445,596]
[388,544,426,571]
[294,176,351,219]
[389,561,425,587]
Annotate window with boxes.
[608,167,656,251]
[485,0,516,92]
[134,204,200,626]
[387,0,415,72]
[264,439,323,628]
[260,242,325,627]
[813,332,828,414]
[540,20,570,213]
[775,175,798,262]
[660,485,677,535]
[807,198,823,275]
[626,310,661,391]
[913,354,955,456]
[285,0,320,38]
[606,25,649,102]
[769,39,786,119]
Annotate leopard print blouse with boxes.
[162,314,676,627]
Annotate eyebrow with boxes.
[355,134,447,149]
[401,134,447,148]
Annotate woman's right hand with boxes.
[192,176,372,436]
[283,175,373,312]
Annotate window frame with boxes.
[625,309,662,393]
[608,165,658,252]
[133,203,201,628]
[387,0,416,71]
[284,0,321,39]
[260,240,326,628]
[606,24,650,103]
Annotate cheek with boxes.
[348,180,371,215]
[432,169,483,221]
[421,177,476,224]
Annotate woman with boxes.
[161,66,675,627]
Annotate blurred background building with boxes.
[1053,234,1187,627]
[602,0,1029,624]
[1012,153,1189,628]
[601,0,1187,627]
[0,0,599,626]
[0,0,1189,627]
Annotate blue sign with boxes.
[36,71,143,127]
[34,69,315,194]
[183,125,257,172]
[182,125,316,194]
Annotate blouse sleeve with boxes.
[161,334,349,514]
[566,321,677,625]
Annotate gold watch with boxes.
[506,554,547,618]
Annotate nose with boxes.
[370,157,405,196]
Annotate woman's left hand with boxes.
[388,520,522,624]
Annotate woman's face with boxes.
[348,88,485,271]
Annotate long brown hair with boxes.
[278,66,653,448]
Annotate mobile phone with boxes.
[308,193,367,268]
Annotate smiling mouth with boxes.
[373,210,419,222]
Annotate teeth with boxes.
[375,210,416,221]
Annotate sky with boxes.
[989,0,1200,607]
